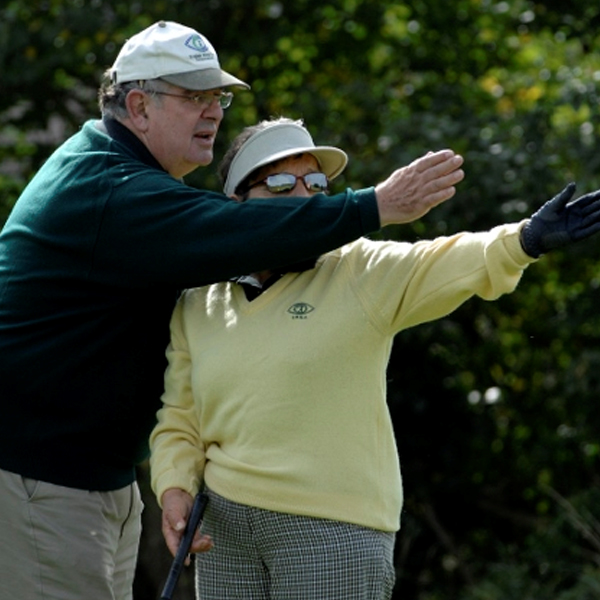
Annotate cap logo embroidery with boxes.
[287,302,315,319]
[184,34,210,53]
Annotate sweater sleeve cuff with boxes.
[511,220,539,265]
[352,187,381,233]
[154,474,201,508]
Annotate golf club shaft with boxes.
[160,491,209,600]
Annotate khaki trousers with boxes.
[0,468,143,600]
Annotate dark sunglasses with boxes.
[247,172,329,194]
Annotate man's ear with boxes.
[125,89,151,132]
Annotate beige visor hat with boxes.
[224,122,348,196]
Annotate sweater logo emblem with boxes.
[287,302,315,319]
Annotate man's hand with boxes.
[161,488,213,563]
[375,150,465,226]
[520,183,600,258]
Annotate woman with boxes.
[150,117,541,599]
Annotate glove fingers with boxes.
[571,189,600,215]
[552,182,577,210]
[575,220,600,241]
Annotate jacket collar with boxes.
[102,116,166,173]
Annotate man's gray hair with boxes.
[98,71,168,120]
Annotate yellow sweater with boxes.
[150,224,535,532]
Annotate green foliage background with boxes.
[2,1,600,598]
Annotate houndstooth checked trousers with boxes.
[195,488,396,600]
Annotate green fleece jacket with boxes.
[150,228,535,532]
[0,118,379,491]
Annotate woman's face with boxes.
[244,154,323,200]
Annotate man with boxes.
[0,21,464,600]
[150,117,600,600]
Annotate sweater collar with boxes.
[101,116,166,173]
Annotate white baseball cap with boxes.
[224,122,348,196]
[110,20,250,90]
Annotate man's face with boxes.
[141,86,226,178]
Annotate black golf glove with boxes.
[520,182,600,258]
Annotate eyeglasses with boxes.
[152,90,234,109]
[247,172,329,194]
